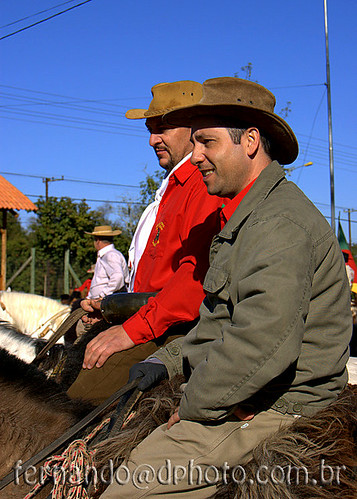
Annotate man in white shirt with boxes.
[86,225,129,299]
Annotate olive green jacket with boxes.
[154,161,352,421]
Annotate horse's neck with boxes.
[0,322,40,363]
[0,292,70,337]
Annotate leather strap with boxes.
[0,378,140,491]
[32,308,86,363]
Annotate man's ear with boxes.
[245,127,260,156]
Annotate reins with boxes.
[33,308,86,363]
[34,308,71,338]
[0,378,140,491]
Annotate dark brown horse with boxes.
[90,379,357,499]
[0,349,93,499]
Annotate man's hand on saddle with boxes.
[82,324,135,369]
[81,298,103,325]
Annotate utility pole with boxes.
[344,209,357,250]
[324,0,336,234]
[42,176,64,201]
[42,176,63,296]
[284,161,313,176]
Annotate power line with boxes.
[0,171,141,189]
[0,1,78,29]
[0,107,144,131]
[0,91,132,114]
[297,87,326,184]
[0,114,147,138]
[24,194,144,206]
[21,193,357,224]
[270,83,326,89]
[0,84,146,105]
[0,0,93,41]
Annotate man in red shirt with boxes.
[67,81,226,404]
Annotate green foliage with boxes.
[139,169,165,205]
[31,197,105,267]
[28,197,112,297]
[2,213,32,292]
[116,169,164,245]
[4,169,164,297]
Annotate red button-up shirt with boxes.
[219,179,257,229]
[123,158,227,344]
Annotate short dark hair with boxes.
[94,236,114,244]
[226,126,272,159]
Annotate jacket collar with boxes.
[218,161,286,240]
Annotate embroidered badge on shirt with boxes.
[152,222,165,246]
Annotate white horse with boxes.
[0,291,70,341]
[0,320,67,378]
[347,356,357,384]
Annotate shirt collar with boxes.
[220,178,257,228]
[170,153,197,185]
[98,243,115,258]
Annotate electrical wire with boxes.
[0,114,147,138]
[0,84,146,106]
[24,194,144,206]
[0,171,141,189]
[296,87,327,184]
[0,0,93,41]
[0,1,78,29]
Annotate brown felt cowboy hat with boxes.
[85,225,122,236]
[125,80,203,120]
[163,77,299,165]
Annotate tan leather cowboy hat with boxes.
[85,225,122,236]
[163,77,299,165]
[125,80,203,120]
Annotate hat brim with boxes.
[125,107,180,120]
[125,109,148,120]
[85,230,122,236]
[164,103,298,165]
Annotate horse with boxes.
[0,356,356,498]
[0,291,70,342]
[0,348,93,499]
[0,320,68,377]
[88,377,357,499]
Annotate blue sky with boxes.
[1,0,356,242]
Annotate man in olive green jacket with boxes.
[100,78,352,498]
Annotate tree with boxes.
[2,212,33,292]
[116,168,165,250]
[30,197,112,297]
[234,62,255,81]
[234,63,292,119]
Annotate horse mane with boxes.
[0,319,46,363]
[0,291,70,337]
[214,384,357,499]
[0,349,92,475]
[90,379,357,499]
[91,376,185,497]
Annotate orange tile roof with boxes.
[0,175,37,211]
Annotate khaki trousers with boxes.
[99,408,296,498]
[67,334,183,405]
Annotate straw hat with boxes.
[85,225,122,236]
[125,80,203,120]
[163,77,299,165]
